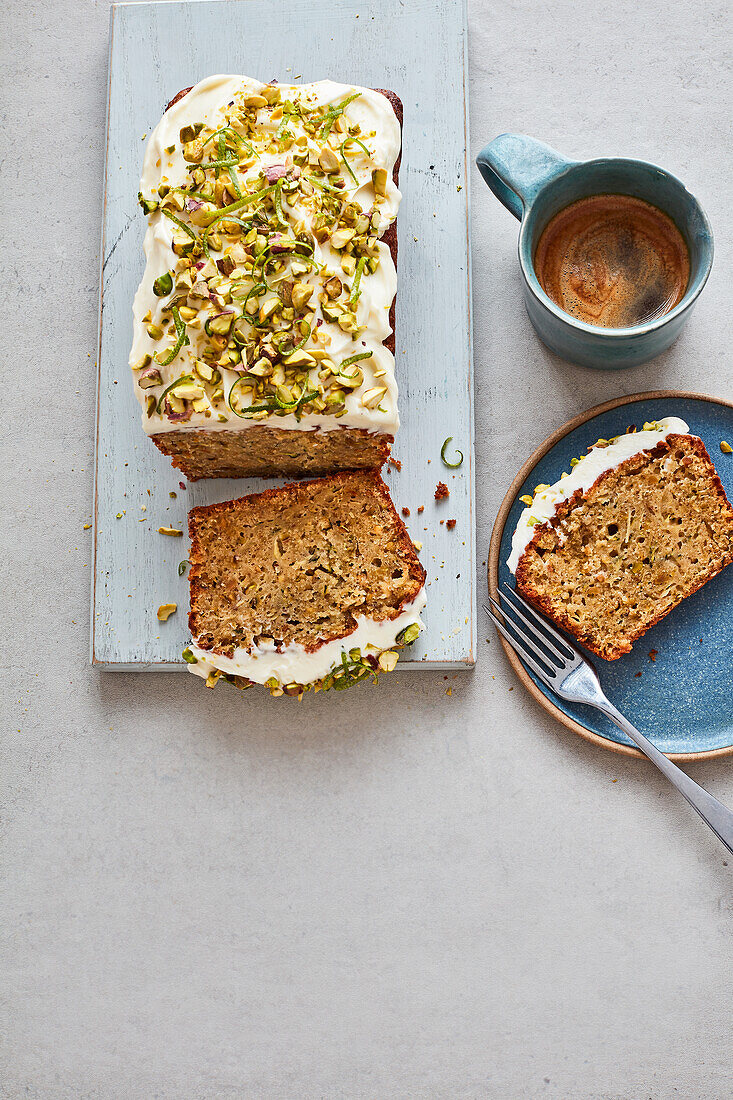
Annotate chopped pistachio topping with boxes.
[135,80,398,427]
[196,624,421,697]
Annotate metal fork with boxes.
[483,584,733,855]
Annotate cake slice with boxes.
[508,417,733,660]
[184,470,426,695]
[130,75,403,479]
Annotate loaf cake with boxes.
[508,417,733,660]
[130,75,403,479]
[184,470,427,695]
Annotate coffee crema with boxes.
[534,194,690,328]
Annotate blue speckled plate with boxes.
[489,392,733,760]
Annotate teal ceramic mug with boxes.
[476,135,713,369]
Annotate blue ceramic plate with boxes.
[489,392,733,759]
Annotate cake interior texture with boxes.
[153,426,391,481]
[515,434,733,660]
[188,470,426,656]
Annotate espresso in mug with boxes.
[534,194,690,328]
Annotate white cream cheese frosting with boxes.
[130,75,402,436]
[187,588,426,687]
[507,417,690,574]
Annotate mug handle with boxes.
[476,134,573,220]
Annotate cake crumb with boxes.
[648,649,658,662]
[446,519,456,529]
[435,481,449,500]
[389,456,402,470]
[417,505,424,514]
[635,671,642,678]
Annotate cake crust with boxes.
[515,434,733,659]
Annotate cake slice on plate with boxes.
[184,470,426,696]
[508,417,733,660]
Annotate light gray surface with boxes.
[2,0,732,1096]
[94,0,475,672]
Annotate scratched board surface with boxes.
[93,0,475,670]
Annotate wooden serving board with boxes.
[93,0,475,670]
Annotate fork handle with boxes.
[600,701,733,855]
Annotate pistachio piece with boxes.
[207,312,235,335]
[250,357,273,377]
[153,271,173,297]
[335,365,363,389]
[259,296,280,322]
[138,192,159,214]
[188,281,209,301]
[133,353,152,372]
[321,301,343,323]
[138,366,163,389]
[171,231,195,257]
[261,84,281,105]
[283,349,317,368]
[263,163,290,183]
[396,623,421,646]
[181,647,198,664]
[318,147,340,174]
[179,123,203,144]
[361,386,387,408]
[217,255,236,276]
[340,254,357,276]
[243,93,268,108]
[378,650,399,672]
[372,167,388,196]
[182,139,204,163]
[178,306,198,322]
[172,383,205,401]
[330,227,356,250]
[146,322,164,340]
[158,526,183,537]
[188,201,217,227]
[324,275,342,299]
[194,360,215,382]
[291,282,314,310]
[157,603,177,621]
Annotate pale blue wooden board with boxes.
[92,0,475,670]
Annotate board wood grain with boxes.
[93,0,475,670]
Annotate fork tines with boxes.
[482,584,582,684]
